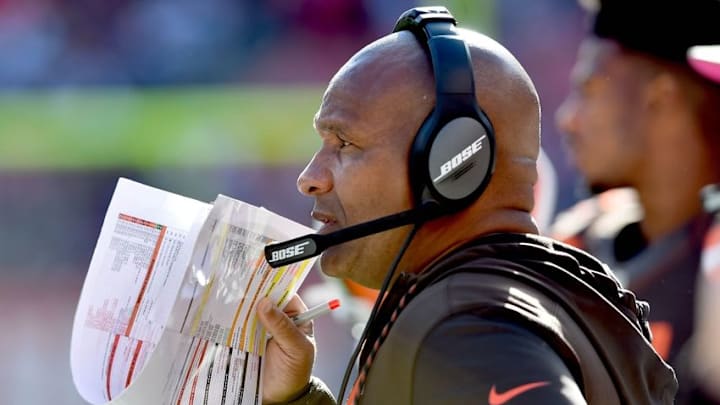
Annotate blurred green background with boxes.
[0,87,323,169]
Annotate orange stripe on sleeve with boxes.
[649,321,673,360]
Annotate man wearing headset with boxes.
[257,7,676,405]
[551,1,720,403]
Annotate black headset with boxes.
[264,8,499,401]
[264,7,497,268]
[393,6,496,215]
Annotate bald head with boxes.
[302,28,541,284]
[325,29,541,222]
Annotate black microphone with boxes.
[264,202,441,268]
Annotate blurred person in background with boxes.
[552,0,720,402]
[692,45,720,402]
[257,6,676,404]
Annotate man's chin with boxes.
[318,250,345,279]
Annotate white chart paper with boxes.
[71,178,317,405]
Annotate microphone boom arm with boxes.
[264,203,439,268]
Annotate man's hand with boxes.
[257,295,315,404]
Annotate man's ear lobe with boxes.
[644,72,680,110]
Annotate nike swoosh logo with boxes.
[488,381,550,405]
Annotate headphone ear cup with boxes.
[415,116,494,212]
[398,7,496,215]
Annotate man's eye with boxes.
[337,136,352,149]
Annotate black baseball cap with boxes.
[581,0,720,63]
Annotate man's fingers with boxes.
[284,294,309,315]
[258,295,315,403]
[257,297,313,351]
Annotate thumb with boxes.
[257,296,315,403]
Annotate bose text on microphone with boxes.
[264,203,440,268]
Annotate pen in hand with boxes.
[292,299,341,326]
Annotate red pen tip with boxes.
[329,299,341,310]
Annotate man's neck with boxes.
[635,116,720,241]
[635,175,711,242]
[399,208,538,275]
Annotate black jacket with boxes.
[354,233,677,404]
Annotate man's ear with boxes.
[644,72,681,111]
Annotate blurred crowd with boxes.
[0,0,419,87]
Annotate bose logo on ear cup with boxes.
[433,135,486,183]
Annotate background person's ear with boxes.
[644,72,680,111]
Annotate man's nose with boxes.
[555,96,579,135]
[297,152,333,196]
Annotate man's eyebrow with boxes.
[569,64,587,85]
[569,67,595,90]
[314,121,347,136]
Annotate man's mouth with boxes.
[311,210,339,234]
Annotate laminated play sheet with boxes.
[71,178,317,405]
